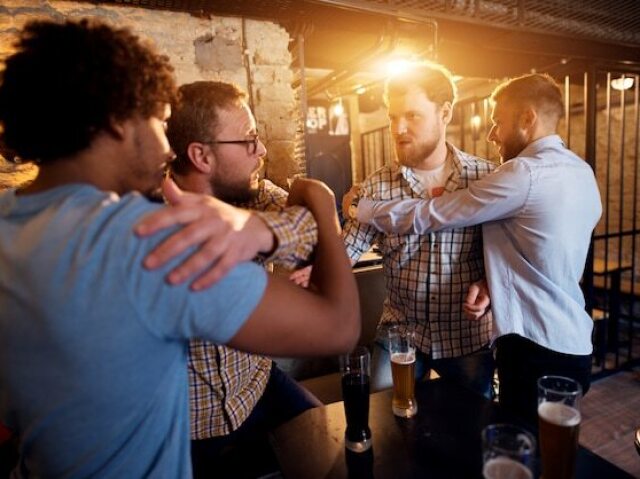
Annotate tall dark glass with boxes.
[340,346,372,452]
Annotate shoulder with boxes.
[493,158,533,180]
[450,145,496,172]
[249,179,288,211]
[95,191,164,231]
[360,165,401,192]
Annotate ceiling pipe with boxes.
[306,22,396,98]
[306,0,438,60]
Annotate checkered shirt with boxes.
[189,179,318,439]
[343,144,495,359]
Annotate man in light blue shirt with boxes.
[355,73,602,424]
[0,19,358,477]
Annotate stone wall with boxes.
[0,0,301,187]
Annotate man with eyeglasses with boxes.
[166,81,321,477]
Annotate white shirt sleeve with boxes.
[357,160,532,234]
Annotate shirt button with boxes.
[431,296,436,301]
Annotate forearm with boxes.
[292,181,360,345]
[356,162,530,234]
[254,206,317,269]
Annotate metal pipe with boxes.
[306,24,390,98]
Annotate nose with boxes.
[256,138,267,157]
[487,124,497,143]
[390,116,408,136]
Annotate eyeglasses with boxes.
[203,135,260,155]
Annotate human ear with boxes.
[106,117,127,141]
[186,142,213,174]
[440,101,454,124]
[519,107,537,130]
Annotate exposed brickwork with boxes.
[0,0,302,188]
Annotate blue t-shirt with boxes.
[0,184,267,478]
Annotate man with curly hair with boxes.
[0,19,358,477]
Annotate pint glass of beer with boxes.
[388,325,418,418]
[537,375,582,479]
[340,346,372,452]
[481,424,535,479]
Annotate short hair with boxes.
[167,81,247,176]
[384,61,457,107]
[0,19,178,163]
[491,73,564,120]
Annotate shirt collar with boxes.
[518,134,564,158]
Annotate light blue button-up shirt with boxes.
[357,135,602,355]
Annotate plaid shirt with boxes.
[189,180,317,439]
[343,144,495,359]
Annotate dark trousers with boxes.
[496,334,592,427]
[191,364,321,479]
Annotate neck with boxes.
[17,132,133,195]
[527,115,558,145]
[414,139,448,171]
[171,170,213,197]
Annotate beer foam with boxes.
[391,352,415,364]
[538,401,581,426]
[483,457,532,479]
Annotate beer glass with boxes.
[388,325,418,418]
[537,375,582,479]
[481,424,535,479]
[340,346,372,452]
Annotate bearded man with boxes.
[342,62,496,398]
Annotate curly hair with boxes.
[168,81,247,176]
[0,18,178,163]
[385,61,458,107]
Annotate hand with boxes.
[463,279,491,321]
[341,184,360,220]
[135,177,274,290]
[289,265,312,288]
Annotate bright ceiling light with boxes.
[386,59,415,77]
[332,98,344,116]
[355,85,367,95]
[611,76,634,91]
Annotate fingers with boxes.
[190,251,241,291]
[161,177,184,205]
[289,265,312,288]
[463,292,490,321]
[465,282,480,305]
[135,205,205,238]
[167,233,233,285]
[143,216,231,271]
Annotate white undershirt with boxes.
[412,159,451,198]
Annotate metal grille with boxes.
[100,0,640,47]
[360,126,392,181]
[452,67,640,377]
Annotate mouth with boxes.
[395,138,413,148]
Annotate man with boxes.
[342,62,496,397]
[0,19,358,477]
[166,81,320,477]
[355,73,602,424]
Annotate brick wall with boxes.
[0,0,302,187]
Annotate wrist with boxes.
[250,214,277,256]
